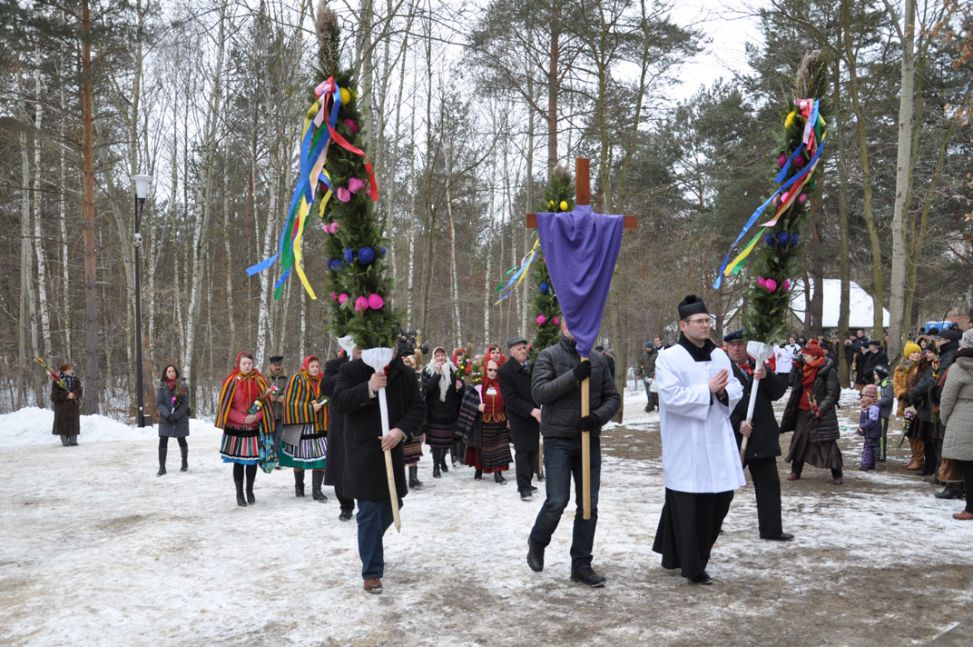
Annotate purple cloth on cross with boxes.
[536,205,625,357]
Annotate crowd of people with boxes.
[44,310,973,595]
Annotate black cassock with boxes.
[653,489,733,579]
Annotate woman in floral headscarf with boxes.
[280,355,329,502]
[215,351,276,507]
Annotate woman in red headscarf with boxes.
[215,351,277,507]
[781,339,844,484]
[280,355,329,502]
[466,358,513,484]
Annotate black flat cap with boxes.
[506,336,529,349]
[268,355,284,363]
[723,328,747,343]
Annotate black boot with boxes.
[157,440,167,477]
[474,469,483,480]
[245,464,257,504]
[235,476,247,507]
[179,442,188,472]
[494,471,506,484]
[294,469,305,497]
[312,470,328,502]
[527,539,545,572]
[433,462,442,479]
[409,465,422,489]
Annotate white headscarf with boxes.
[961,328,973,350]
[423,346,456,401]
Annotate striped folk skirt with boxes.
[468,420,512,473]
[426,420,457,450]
[279,424,327,470]
[403,434,424,465]
[220,427,261,465]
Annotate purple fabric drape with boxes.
[536,205,625,357]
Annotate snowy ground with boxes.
[2,388,972,646]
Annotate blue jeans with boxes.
[357,499,394,579]
[529,435,601,570]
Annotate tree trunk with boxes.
[32,60,52,359]
[58,74,71,355]
[833,57,852,386]
[446,181,462,347]
[887,0,916,364]
[547,8,559,174]
[80,0,100,414]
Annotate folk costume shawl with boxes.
[424,347,457,402]
[283,355,327,431]
[215,351,275,437]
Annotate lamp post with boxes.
[132,174,152,427]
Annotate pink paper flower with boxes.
[765,278,778,292]
[336,187,351,203]
[329,292,338,301]
[367,293,384,310]
[772,195,779,206]
[535,314,547,326]
[347,177,365,194]
[757,276,767,289]
[343,118,359,133]
[782,279,791,291]
[354,296,369,312]
[777,153,787,169]
[551,316,560,327]
[797,193,808,205]
[794,155,806,169]
[337,293,349,305]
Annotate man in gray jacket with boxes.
[526,320,620,587]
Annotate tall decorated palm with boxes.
[714,51,829,342]
[315,6,398,348]
[531,166,572,353]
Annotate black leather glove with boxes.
[579,414,599,432]
[572,362,592,381]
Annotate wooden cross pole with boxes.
[526,157,636,520]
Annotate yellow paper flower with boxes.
[547,199,555,208]
[559,200,569,212]
[340,88,352,105]
[784,110,796,129]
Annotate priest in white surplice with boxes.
[652,295,745,585]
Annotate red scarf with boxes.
[165,377,178,392]
[799,356,825,412]
[301,355,322,399]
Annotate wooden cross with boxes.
[526,157,637,520]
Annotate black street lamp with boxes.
[132,173,152,428]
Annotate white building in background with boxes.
[789,279,890,329]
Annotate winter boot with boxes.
[494,471,506,485]
[157,442,167,477]
[906,438,925,470]
[433,462,442,479]
[245,465,257,504]
[312,470,328,502]
[180,443,188,472]
[409,466,422,489]
[294,469,305,497]
[235,478,247,507]
[474,469,483,480]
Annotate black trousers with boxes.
[515,447,537,494]
[745,456,783,538]
[653,489,733,579]
[960,460,973,514]
[335,486,355,514]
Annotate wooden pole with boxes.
[377,387,401,531]
[575,158,590,205]
[581,359,591,520]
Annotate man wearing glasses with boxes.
[652,295,745,585]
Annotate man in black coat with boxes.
[323,347,356,521]
[724,330,793,541]
[330,350,426,595]
[526,320,620,588]
[860,339,888,385]
[499,336,541,501]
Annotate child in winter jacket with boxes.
[874,366,894,462]
[858,384,882,470]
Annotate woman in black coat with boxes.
[156,364,191,476]
[782,339,844,484]
[51,363,82,446]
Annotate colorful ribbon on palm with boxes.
[713,98,827,289]
[246,77,378,300]
[494,238,541,304]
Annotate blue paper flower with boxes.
[343,247,354,264]
[764,234,775,246]
[328,259,344,272]
[358,246,376,265]
[379,246,388,256]
[777,232,791,246]
[539,282,549,295]
[791,233,800,247]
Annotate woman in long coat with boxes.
[940,329,973,520]
[894,341,924,469]
[280,355,328,502]
[782,339,844,484]
[156,364,190,476]
[51,363,82,446]
[423,346,462,478]
[215,351,276,507]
